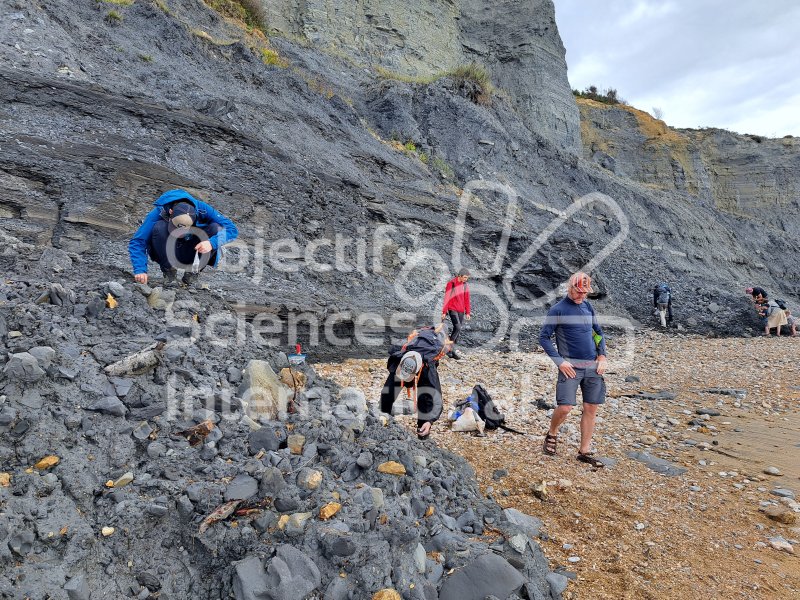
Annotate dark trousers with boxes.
[380,354,443,427]
[148,219,220,273]
[447,310,466,344]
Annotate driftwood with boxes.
[104,342,165,376]
[198,500,241,535]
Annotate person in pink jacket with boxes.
[441,268,471,359]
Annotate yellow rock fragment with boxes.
[377,461,406,476]
[101,527,115,537]
[105,293,118,309]
[277,515,290,530]
[319,502,342,520]
[424,505,435,518]
[0,473,10,487]
[372,590,401,600]
[112,472,134,488]
[34,456,60,470]
[105,480,114,488]
[532,480,548,501]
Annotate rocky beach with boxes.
[2,1,799,598]
[317,331,800,599]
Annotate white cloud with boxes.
[554,0,800,136]
[618,0,678,28]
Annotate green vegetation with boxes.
[204,0,266,31]
[376,62,494,105]
[291,68,335,98]
[105,10,123,23]
[431,156,454,180]
[573,85,627,105]
[139,53,154,62]
[449,62,494,105]
[100,0,134,5]
[261,48,288,68]
[390,139,434,167]
[153,0,170,14]
[375,66,440,85]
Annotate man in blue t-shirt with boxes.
[539,272,607,468]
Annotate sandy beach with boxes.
[316,331,800,599]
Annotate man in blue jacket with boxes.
[539,272,607,468]
[128,189,238,285]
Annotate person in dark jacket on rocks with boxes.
[380,325,451,440]
[539,272,607,468]
[652,282,673,326]
[129,189,238,286]
[441,268,471,359]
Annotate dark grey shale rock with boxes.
[627,452,688,477]
[0,0,796,361]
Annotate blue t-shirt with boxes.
[539,297,606,366]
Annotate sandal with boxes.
[576,452,605,468]
[542,433,558,456]
[417,422,431,440]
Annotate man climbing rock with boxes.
[129,189,238,286]
[539,272,607,468]
[441,268,471,359]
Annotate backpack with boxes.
[472,384,506,430]
[392,326,448,363]
[775,299,787,310]
[655,283,671,305]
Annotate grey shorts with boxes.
[555,366,606,406]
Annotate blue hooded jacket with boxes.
[128,189,239,275]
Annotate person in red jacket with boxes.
[441,268,471,359]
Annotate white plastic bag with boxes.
[452,408,484,433]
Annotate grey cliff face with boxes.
[262,0,582,152]
[578,100,800,239]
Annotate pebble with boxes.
[768,537,794,554]
[763,467,782,476]
[771,489,795,499]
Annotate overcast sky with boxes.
[553,0,800,137]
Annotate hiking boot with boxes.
[448,350,462,360]
[162,268,178,285]
[182,271,199,287]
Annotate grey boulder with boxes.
[439,553,526,600]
